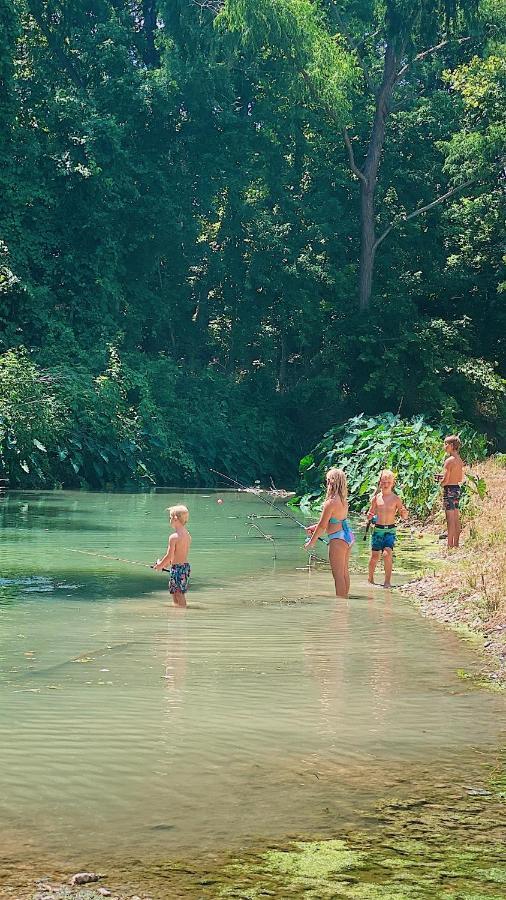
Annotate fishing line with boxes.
[210,468,329,562]
[65,548,169,571]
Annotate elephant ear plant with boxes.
[294,414,488,521]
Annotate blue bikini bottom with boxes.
[328,520,355,546]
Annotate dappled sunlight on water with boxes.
[0,490,504,874]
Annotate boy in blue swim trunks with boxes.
[366,470,408,588]
[153,505,191,607]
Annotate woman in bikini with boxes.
[305,468,355,599]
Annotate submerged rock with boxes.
[69,872,104,886]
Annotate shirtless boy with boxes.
[153,505,191,606]
[366,470,408,588]
[436,435,465,549]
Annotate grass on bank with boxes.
[402,457,506,681]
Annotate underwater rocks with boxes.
[69,874,104,886]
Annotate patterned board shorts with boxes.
[371,526,396,553]
[169,562,191,594]
[443,485,461,511]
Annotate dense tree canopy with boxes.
[0,0,504,488]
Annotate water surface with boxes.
[0,490,503,868]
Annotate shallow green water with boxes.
[0,490,504,871]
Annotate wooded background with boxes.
[0,1,504,488]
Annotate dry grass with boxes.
[465,459,506,624]
[402,457,506,682]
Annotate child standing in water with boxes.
[367,470,408,588]
[153,505,191,607]
[436,435,465,549]
[305,468,355,599]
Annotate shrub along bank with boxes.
[0,347,298,489]
[295,413,487,520]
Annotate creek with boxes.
[0,490,504,896]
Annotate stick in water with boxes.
[65,548,170,572]
[210,468,328,561]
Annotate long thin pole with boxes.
[65,548,169,572]
[210,468,329,556]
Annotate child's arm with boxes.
[396,495,409,520]
[153,534,177,571]
[440,456,452,486]
[366,494,378,521]
[305,501,332,547]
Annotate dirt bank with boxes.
[401,458,506,684]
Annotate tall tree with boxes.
[334,0,479,309]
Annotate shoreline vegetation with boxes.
[401,457,506,686]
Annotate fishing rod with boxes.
[210,468,329,560]
[65,548,169,572]
[363,469,385,541]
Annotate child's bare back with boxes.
[170,527,191,564]
[153,505,191,605]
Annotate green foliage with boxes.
[0,347,295,488]
[466,471,488,499]
[0,1,504,490]
[296,413,488,518]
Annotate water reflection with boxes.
[0,490,503,863]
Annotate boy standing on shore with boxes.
[367,470,408,589]
[436,435,465,549]
[153,505,191,606]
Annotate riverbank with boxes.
[11,748,506,899]
[401,458,506,685]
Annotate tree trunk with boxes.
[357,41,401,310]
[278,324,288,393]
[142,0,159,67]
[359,184,376,311]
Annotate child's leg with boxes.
[329,540,349,598]
[445,509,453,548]
[454,509,461,547]
[447,509,460,548]
[382,548,393,587]
[368,550,380,584]
[345,545,351,595]
[173,590,187,607]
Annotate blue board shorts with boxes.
[169,562,191,594]
[371,526,396,552]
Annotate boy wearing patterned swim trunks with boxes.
[366,470,408,589]
[436,436,464,550]
[153,505,191,607]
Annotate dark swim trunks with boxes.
[371,525,396,552]
[169,562,191,594]
[443,485,461,511]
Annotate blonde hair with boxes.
[167,504,189,525]
[444,434,461,450]
[325,468,348,503]
[380,469,397,484]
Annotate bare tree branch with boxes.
[396,36,471,81]
[373,179,475,251]
[343,129,367,185]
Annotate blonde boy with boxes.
[153,505,191,606]
[367,470,408,588]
